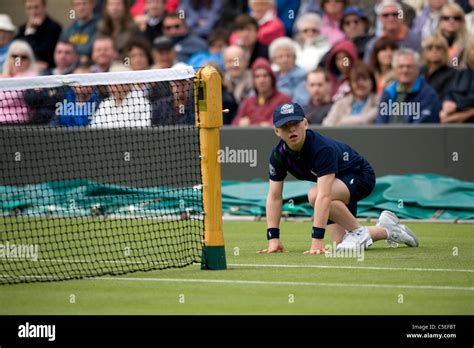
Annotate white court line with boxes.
[95,276,474,291]
[228,263,474,273]
[1,274,472,291]
[3,259,472,273]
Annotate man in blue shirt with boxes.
[258,103,419,254]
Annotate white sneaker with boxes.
[377,210,399,226]
[336,227,373,251]
[376,211,419,247]
[386,223,419,247]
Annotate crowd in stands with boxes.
[0,0,473,126]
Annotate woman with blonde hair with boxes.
[440,36,474,123]
[420,34,455,99]
[2,40,37,77]
[437,3,467,67]
[0,40,38,124]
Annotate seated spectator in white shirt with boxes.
[90,83,151,128]
[293,12,331,72]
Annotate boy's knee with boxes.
[307,186,318,207]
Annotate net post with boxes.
[195,66,227,270]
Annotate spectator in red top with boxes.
[232,57,291,126]
[248,0,285,46]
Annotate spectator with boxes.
[215,0,249,31]
[232,14,269,67]
[0,41,37,124]
[269,37,309,105]
[232,57,291,126]
[90,83,151,127]
[123,37,153,71]
[16,0,62,70]
[187,28,228,70]
[223,45,253,103]
[206,61,238,124]
[323,62,380,125]
[376,48,440,123]
[293,13,331,72]
[42,41,78,75]
[440,37,474,123]
[179,0,222,39]
[248,0,285,46]
[90,35,118,72]
[131,0,179,15]
[2,40,38,78]
[369,36,399,94]
[340,6,374,60]
[150,79,195,125]
[320,0,348,46]
[134,0,166,44]
[364,0,421,62]
[162,12,208,63]
[437,3,467,67]
[151,36,188,69]
[467,0,474,35]
[372,0,417,36]
[303,67,333,124]
[97,0,141,56]
[325,39,359,102]
[420,35,455,99]
[0,15,16,74]
[60,0,100,62]
[412,0,449,42]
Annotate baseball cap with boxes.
[273,103,305,128]
[152,36,174,51]
[0,14,16,32]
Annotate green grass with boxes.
[0,221,473,314]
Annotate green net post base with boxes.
[201,245,227,270]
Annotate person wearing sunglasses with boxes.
[293,13,331,73]
[420,34,455,100]
[340,5,374,60]
[0,40,38,124]
[161,12,208,63]
[364,0,420,63]
[437,3,467,68]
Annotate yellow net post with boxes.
[195,66,226,270]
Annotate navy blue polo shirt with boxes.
[269,129,369,182]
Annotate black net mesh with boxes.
[0,72,204,284]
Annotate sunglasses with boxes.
[164,24,182,30]
[441,15,462,22]
[343,19,361,26]
[302,28,319,34]
[12,54,29,60]
[381,12,399,18]
[426,45,444,51]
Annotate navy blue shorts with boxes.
[327,162,376,225]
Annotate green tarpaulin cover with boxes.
[1,174,473,220]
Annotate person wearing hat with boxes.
[151,36,188,69]
[0,14,16,74]
[257,102,419,254]
[340,5,374,60]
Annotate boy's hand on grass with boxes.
[303,238,326,255]
[257,239,284,253]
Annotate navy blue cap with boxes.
[341,6,368,21]
[273,103,305,128]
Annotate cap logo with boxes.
[280,104,294,115]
